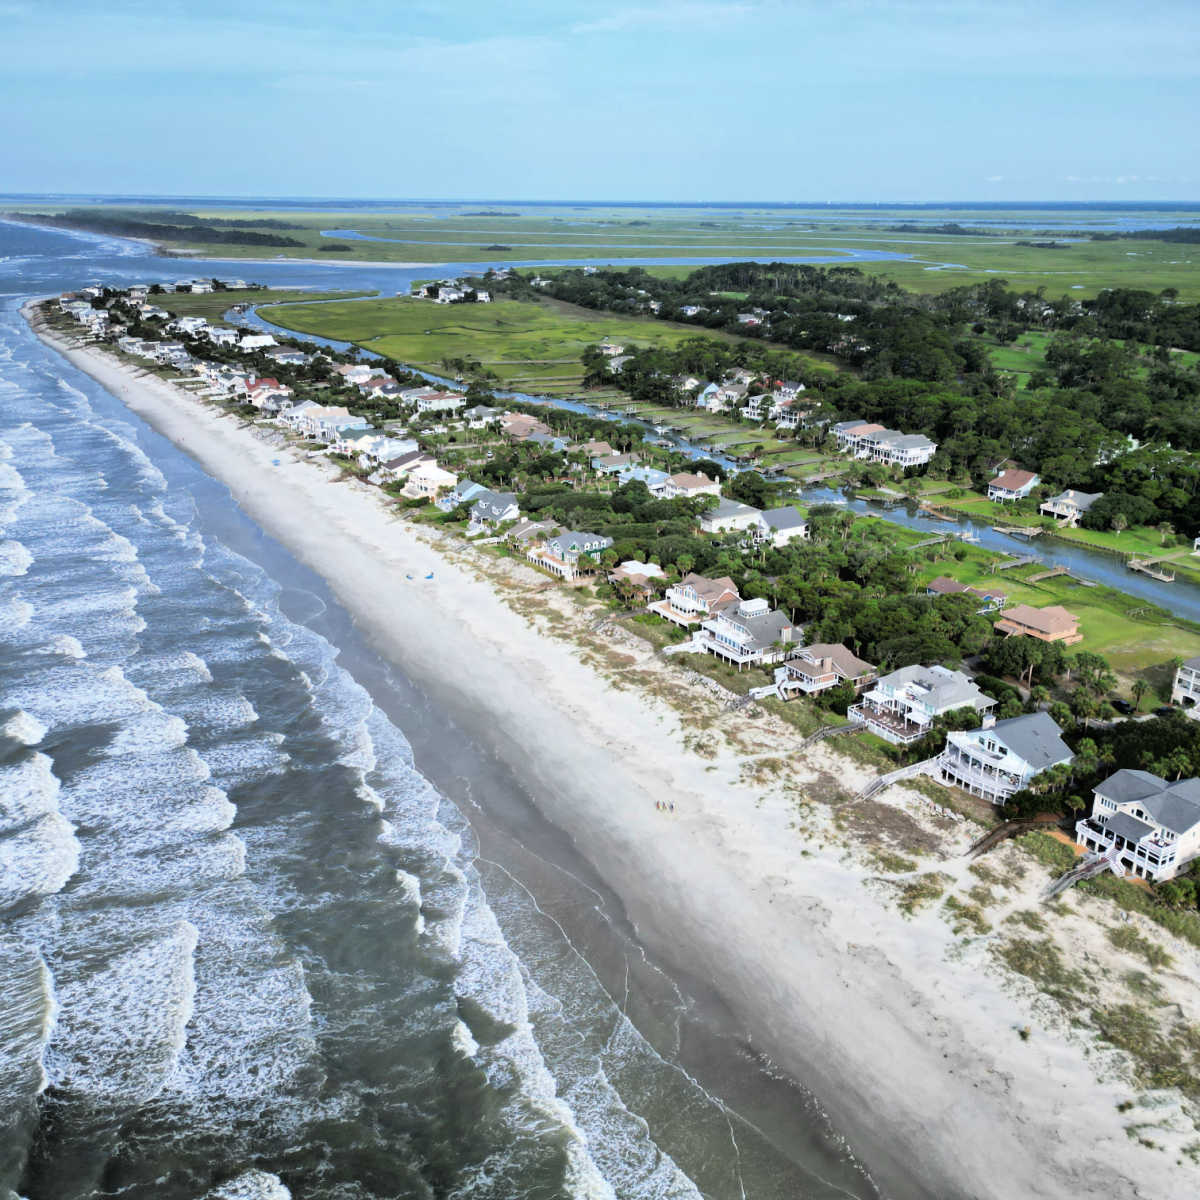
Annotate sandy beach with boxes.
[27,307,1200,1200]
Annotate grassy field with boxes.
[260,295,746,390]
[160,287,374,325]
[14,203,1200,298]
[912,546,1200,688]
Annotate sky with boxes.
[2,0,1197,202]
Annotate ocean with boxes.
[0,221,878,1198]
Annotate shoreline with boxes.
[25,305,1199,1199]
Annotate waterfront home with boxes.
[505,518,557,546]
[440,478,489,511]
[833,419,881,450]
[994,603,1082,645]
[728,369,757,387]
[715,381,750,407]
[987,468,1040,502]
[1171,656,1200,716]
[742,394,771,421]
[662,471,721,500]
[617,466,671,496]
[468,490,520,532]
[926,576,1007,611]
[774,380,805,401]
[372,450,435,484]
[283,404,369,442]
[858,430,937,468]
[609,560,667,599]
[1075,768,1200,881]
[172,315,208,336]
[1039,489,1103,526]
[700,498,764,535]
[239,333,277,351]
[757,506,810,547]
[265,347,310,367]
[692,598,795,668]
[336,363,378,384]
[500,412,552,441]
[773,402,805,430]
[206,327,239,347]
[592,452,640,475]
[694,382,721,409]
[403,462,458,500]
[415,390,466,415]
[528,530,614,579]
[937,712,1073,806]
[849,665,997,745]
[650,573,740,626]
[778,643,876,696]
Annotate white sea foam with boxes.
[0,752,61,830]
[0,813,80,908]
[203,1169,292,1200]
[0,941,57,1101]
[395,868,425,936]
[0,537,32,575]
[48,634,86,659]
[1,709,46,747]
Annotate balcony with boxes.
[848,702,930,745]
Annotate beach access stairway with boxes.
[852,757,939,803]
[1044,844,1125,900]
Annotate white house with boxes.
[1039,489,1103,526]
[1171,655,1200,716]
[403,462,458,500]
[528,530,614,579]
[206,327,239,347]
[282,404,368,442]
[171,315,208,336]
[777,644,876,696]
[239,333,277,351]
[662,471,721,500]
[469,490,520,532]
[700,498,764,535]
[988,469,1040,502]
[757,506,810,547]
[692,598,795,667]
[416,390,466,415]
[649,573,740,626]
[1076,769,1200,881]
[849,664,997,745]
[937,712,1073,806]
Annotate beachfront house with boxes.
[609,560,667,599]
[662,471,721,500]
[402,462,458,500]
[700,498,764,535]
[468,490,520,533]
[284,404,369,443]
[439,478,489,512]
[505,518,557,547]
[1171,656,1200,716]
[777,643,876,697]
[691,598,795,668]
[987,469,1040,502]
[756,507,810,547]
[649,573,740,626]
[372,450,434,484]
[1039,489,1103,526]
[528,530,614,579]
[1075,769,1200,881]
[994,604,1082,645]
[937,712,1073,806]
[849,665,997,745]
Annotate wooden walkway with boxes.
[992,524,1043,538]
[994,554,1037,571]
[1128,552,1183,582]
[1027,565,1071,582]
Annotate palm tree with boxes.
[1131,679,1149,712]
[1157,521,1175,546]
[1111,512,1128,538]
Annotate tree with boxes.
[1131,679,1149,713]
[1110,512,1128,538]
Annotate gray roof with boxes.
[987,712,1072,772]
[546,530,612,556]
[877,664,995,714]
[1105,812,1156,843]
[1180,656,1200,671]
[705,498,762,521]
[761,505,807,531]
[470,489,519,520]
[1094,769,1200,835]
[1046,489,1103,511]
[720,609,792,652]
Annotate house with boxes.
[650,573,740,626]
[346,433,417,465]
[403,462,458,500]
[616,466,671,496]
[239,333,277,351]
[469,289,491,303]
[266,347,310,367]
[463,405,497,428]
[742,394,771,421]
[1039,489,1103,526]
[505,517,557,546]
[774,380,805,401]
[206,327,239,347]
[372,449,435,483]
[172,315,208,336]
[578,439,614,458]
[849,665,997,745]
[937,712,1073,806]
[988,469,1040,502]
[469,490,520,532]
[500,412,552,441]
[832,419,880,450]
[994,604,1082,645]
[692,598,795,668]
[280,403,366,441]
[736,313,761,327]
[778,644,876,696]
[662,471,721,500]
[597,341,626,357]
[714,381,749,407]
[1171,656,1200,715]
[858,430,938,468]
[700,498,763,535]
[525,431,572,453]
[694,381,720,408]
[439,479,489,511]
[680,305,704,318]
[1075,769,1200,881]
[335,363,378,385]
[757,506,810,547]
[609,560,667,598]
[592,452,640,475]
[773,402,805,430]
[529,530,614,579]
[608,356,633,374]
[415,390,466,415]
[926,576,1007,611]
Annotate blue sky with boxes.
[2,0,1196,201]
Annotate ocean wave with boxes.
[1,708,46,747]
[203,1170,292,1200]
[0,537,32,576]
[0,812,80,909]
[0,940,57,1105]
